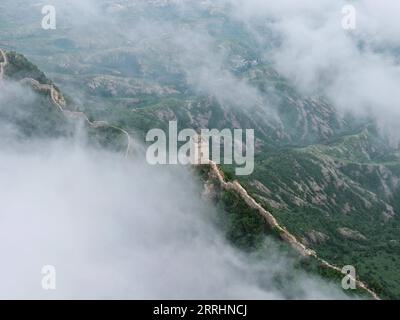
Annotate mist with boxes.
[0,76,347,299]
[226,0,400,137]
[0,134,348,299]
[0,0,376,299]
[3,1,400,128]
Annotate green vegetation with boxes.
[218,189,266,251]
[4,4,400,298]
[237,129,400,299]
[1,52,129,152]
[5,51,51,84]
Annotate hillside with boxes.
[0,50,131,154]
[1,49,383,299]
[1,0,399,299]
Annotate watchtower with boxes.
[191,134,209,165]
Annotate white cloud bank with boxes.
[0,135,346,299]
[226,0,400,136]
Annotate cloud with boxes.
[0,137,348,299]
[0,0,374,299]
[226,0,400,137]
[2,0,270,110]
[4,1,400,131]
[0,78,346,298]
[26,0,400,138]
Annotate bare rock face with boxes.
[87,76,178,97]
[306,230,330,244]
[202,181,219,202]
[337,227,367,241]
[383,204,396,222]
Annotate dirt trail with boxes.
[208,160,380,300]
[0,49,132,157]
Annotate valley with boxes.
[1,0,399,300]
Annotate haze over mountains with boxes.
[1,0,400,299]
[0,52,345,300]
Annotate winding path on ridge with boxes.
[0,49,132,157]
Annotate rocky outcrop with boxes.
[306,230,330,244]
[338,227,367,241]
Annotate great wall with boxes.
[0,48,380,300]
[207,162,380,300]
[0,49,132,157]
